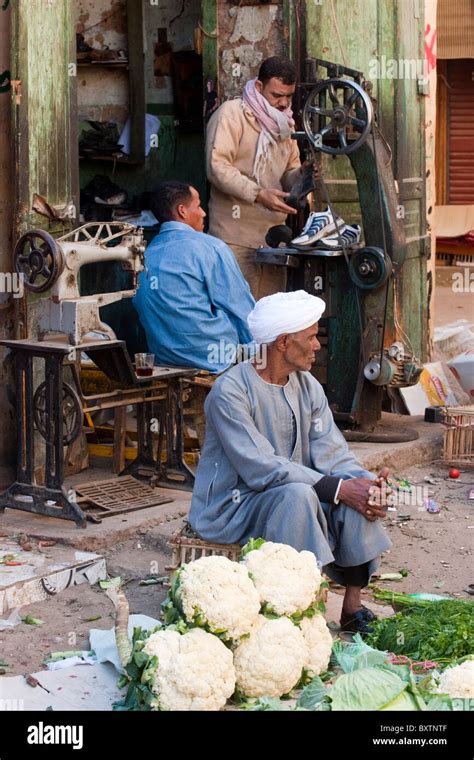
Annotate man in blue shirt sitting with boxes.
[133,181,255,373]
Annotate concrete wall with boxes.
[217,1,286,100]
[0,1,15,470]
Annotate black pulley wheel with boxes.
[14,229,62,293]
[348,246,392,289]
[33,382,83,445]
[302,78,373,155]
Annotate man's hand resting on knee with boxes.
[338,467,393,522]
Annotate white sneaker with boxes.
[291,208,344,247]
[316,223,361,249]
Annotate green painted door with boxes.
[12,0,78,237]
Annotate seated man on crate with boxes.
[133,181,255,373]
[189,290,393,634]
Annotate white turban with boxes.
[247,290,326,345]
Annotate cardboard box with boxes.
[399,361,460,414]
[448,351,474,399]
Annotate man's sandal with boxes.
[340,606,378,635]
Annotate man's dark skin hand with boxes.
[256,161,324,215]
[255,188,297,214]
[256,188,297,215]
[338,466,392,522]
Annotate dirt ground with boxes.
[0,459,471,678]
[434,266,474,326]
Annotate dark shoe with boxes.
[340,607,378,634]
[287,163,318,210]
[359,605,377,622]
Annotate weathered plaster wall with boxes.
[78,0,205,200]
[0,0,15,469]
[76,0,201,121]
[76,0,129,124]
[217,1,286,100]
[76,0,128,52]
[424,0,437,356]
[77,68,129,124]
[145,0,201,105]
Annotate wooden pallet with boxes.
[74,475,174,522]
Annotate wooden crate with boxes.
[442,406,474,466]
[166,523,329,605]
[166,522,241,571]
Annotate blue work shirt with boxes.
[133,221,255,373]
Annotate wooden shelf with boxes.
[77,60,129,68]
[79,154,141,165]
[77,1,145,164]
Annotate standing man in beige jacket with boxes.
[206,56,301,299]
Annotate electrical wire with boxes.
[393,279,415,357]
[329,0,347,66]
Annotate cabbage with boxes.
[380,689,421,711]
[330,667,407,711]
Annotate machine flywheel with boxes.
[14,229,63,293]
[302,77,373,155]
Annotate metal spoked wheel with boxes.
[302,78,373,155]
[33,382,83,445]
[14,229,63,293]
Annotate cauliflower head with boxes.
[168,555,261,641]
[241,541,322,616]
[433,659,474,699]
[233,615,308,698]
[299,613,333,677]
[142,627,235,710]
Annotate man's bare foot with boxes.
[342,585,363,615]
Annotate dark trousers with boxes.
[326,562,370,588]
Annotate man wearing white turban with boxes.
[189,291,393,633]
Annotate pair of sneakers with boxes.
[291,207,361,250]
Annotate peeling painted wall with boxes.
[76,0,127,52]
[76,0,201,118]
[217,1,286,99]
[76,0,129,124]
[77,68,129,124]
[145,0,201,105]
[424,0,437,357]
[0,1,15,470]
[79,0,205,201]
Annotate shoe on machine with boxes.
[291,207,344,248]
[316,223,361,250]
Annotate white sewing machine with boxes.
[14,222,146,345]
